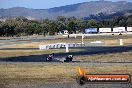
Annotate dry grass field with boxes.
[0,62,131,81]
[0,62,131,88]
[74,52,132,62]
[0,52,132,82]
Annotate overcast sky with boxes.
[0,0,132,9]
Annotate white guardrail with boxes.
[39,43,85,50]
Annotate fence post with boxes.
[66,44,69,53]
[120,39,123,46]
[82,34,84,44]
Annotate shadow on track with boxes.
[0,46,132,62]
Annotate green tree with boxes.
[26,23,36,35]
[67,21,77,34]
[41,23,49,36]
[49,21,59,35]
[126,16,132,26]
[77,20,88,32]
[57,16,66,22]
[88,20,97,28]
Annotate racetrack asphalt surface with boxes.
[0,45,132,62]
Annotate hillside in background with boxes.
[0,1,132,20]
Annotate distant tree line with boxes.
[0,15,132,37]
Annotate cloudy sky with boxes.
[0,0,131,9]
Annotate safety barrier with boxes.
[39,43,85,50]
